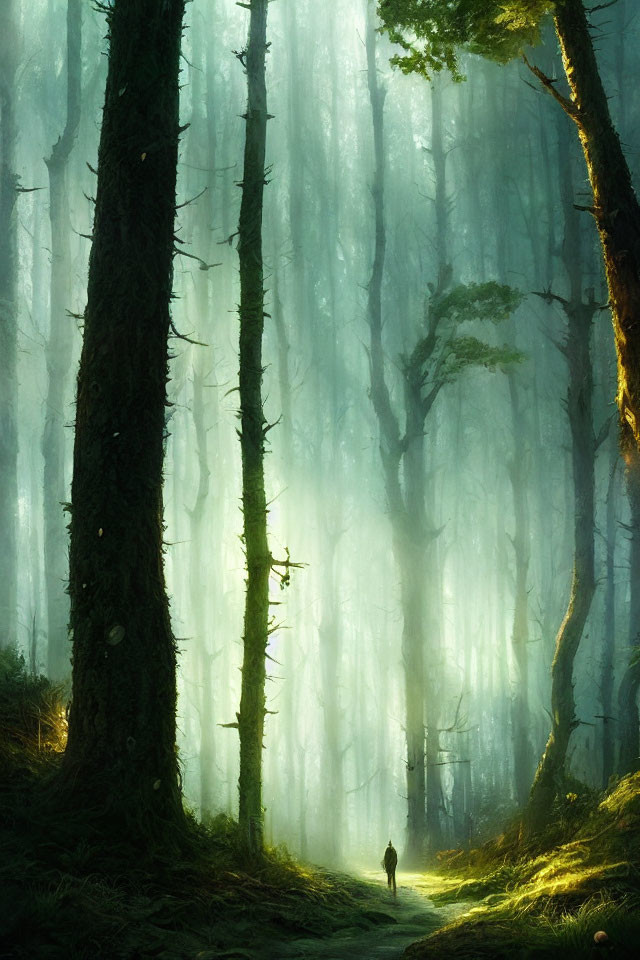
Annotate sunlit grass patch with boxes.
[0,646,67,773]
[405,776,640,958]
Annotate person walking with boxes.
[382,840,397,895]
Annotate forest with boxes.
[1,0,640,957]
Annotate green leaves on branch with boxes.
[443,335,523,378]
[432,281,524,326]
[434,281,524,382]
[377,0,554,79]
[406,280,524,396]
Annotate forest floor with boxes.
[2,651,640,959]
[266,871,469,959]
[0,648,458,960]
[401,773,640,960]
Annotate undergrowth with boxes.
[0,646,67,774]
[407,773,640,958]
[0,652,393,959]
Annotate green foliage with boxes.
[444,336,523,378]
[0,645,66,772]
[378,0,553,79]
[428,281,525,383]
[407,774,640,959]
[433,281,524,326]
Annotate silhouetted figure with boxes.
[383,840,397,895]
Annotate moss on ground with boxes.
[0,652,395,959]
[405,774,640,958]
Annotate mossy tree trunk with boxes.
[618,444,640,776]
[0,0,19,650]
[533,0,640,453]
[237,0,271,857]
[44,0,82,681]
[63,0,186,831]
[527,114,597,831]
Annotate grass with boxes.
[405,773,640,958]
[0,650,395,959]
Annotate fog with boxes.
[4,0,640,866]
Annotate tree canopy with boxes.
[378,0,553,78]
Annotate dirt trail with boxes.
[265,870,468,960]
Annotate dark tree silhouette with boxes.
[62,0,186,832]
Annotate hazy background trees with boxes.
[4,0,640,862]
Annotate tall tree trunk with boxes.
[285,0,305,342]
[507,373,533,808]
[270,233,299,844]
[237,0,271,856]
[44,0,82,681]
[318,521,345,862]
[430,77,448,272]
[542,0,640,452]
[618,445,640,775]
[528,113,596,830]
[0,0,19,650]
[403,375,441,854]
[486,67,534,809]
[366,9,442,860]
[365,6,428,861]
[62,0,186,831]
[600,440,618,786]
[186,5,218,820]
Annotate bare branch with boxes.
[522,54,580,121]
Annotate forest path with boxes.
[266,870,467,960]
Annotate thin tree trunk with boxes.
[507,372,533,808]
[402,380,438,854]
[186,7,218,820]
[237,0,271,856]
[528,113,596,829]
[365,7,428,861]
[319,523,345,863]
[430,77,448,272]
[600,442,618,786]
[270,236,299,844]
[618,445,640,775]
[62,0,186,831]
[0,0,19,650]
[44,0,82,681]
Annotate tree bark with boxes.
[365,8,428,861]
[507,372,533,808]
[527,113,596,830]
[0,0,19,650]
[618,445,640,775]
[551,0,640,452]
[44,0,82,681]
[62,0,186,832]
[600,442,618,786]
[237,0,271,856]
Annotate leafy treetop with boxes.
[377,0,554,79]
